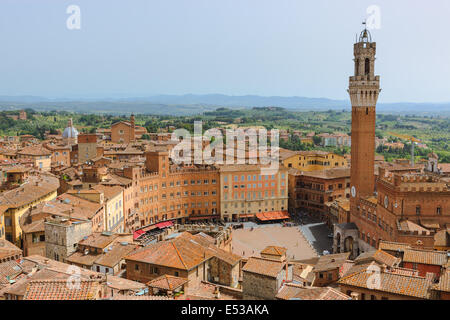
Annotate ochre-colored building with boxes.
[17,145,52,172]
[280,149,347,172]
[219,164,288,222]
[0,175,59,246]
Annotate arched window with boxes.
[355,59,360,75]
[365,58,370,75]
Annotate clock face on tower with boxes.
[351,186,356,198]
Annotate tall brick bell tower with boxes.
[349,26,380,213]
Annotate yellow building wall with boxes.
[282,153,346,172]
[4,190,57,247]
[105,191,124,233]
[34,156,52,172]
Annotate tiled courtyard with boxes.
[231,225,319,261]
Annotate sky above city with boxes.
[0,0,449,103]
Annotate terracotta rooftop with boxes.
[23,279,101,300]
[0,255,144,298]
[242,257,285,278]
[403,248,448,266]
[300,168,350,180]
[19,201,95,234]
[0,260,24,288]
[0,239,22,260]
[0,175,59,208]
[185,281,240,300]
[18,145,51,156]
[78,232,120,249]
[276,283,350,300]
[147,274,189,291]
[338,267,435,299]
[126,232,240,271]
[378,240,411,252]
[313,252,351,272]
[55,193,103,219]
[354,249,401,268]
[101,174,132,186]
[94,242,139,268]
[91,184,123,200]
[260,246,287,257]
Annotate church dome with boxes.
[62,118,79,139]
[62,126,79,138]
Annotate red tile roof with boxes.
[261,246,287,257]
[242,257,285,278]
[276,283,350,300]
[0,239,22,260]
[23,279,101,300]
[147,274,188,291]
[126,232,240,271]
[338,267,434,299]
[403,249,448,266]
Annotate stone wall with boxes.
[208,257,240,288]
[44,219,92,262]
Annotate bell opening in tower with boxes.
[365,58,370,75]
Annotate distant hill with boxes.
[0,94,448,116]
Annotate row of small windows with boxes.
[140,179,217,192]
[224,190,285,200]
[224,199,285,209]
[140,190,217,204]
[224,182,279,189]
[142,202,218,214]
[224,174,283,183]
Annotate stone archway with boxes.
[344,236,354,254]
